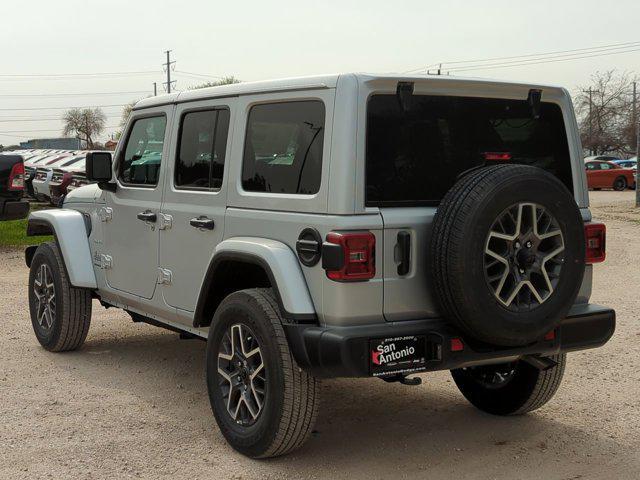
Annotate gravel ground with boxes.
[1,191,639,480]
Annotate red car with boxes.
[585,160,635,191]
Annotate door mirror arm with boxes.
[98,181,117,192]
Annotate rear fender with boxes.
[26,209,97,288]
[194,237,317,326]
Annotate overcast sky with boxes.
[1,0,639,146]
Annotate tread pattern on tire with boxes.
[430,164,511,334]
[512,353,566,415]
[245,288,319,458]
[37,242,92,352]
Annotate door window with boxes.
[242,101,325,195]
[586,162,599,170]
[599,162,612,170]
[119,115,167,186]
[175,109,230,190]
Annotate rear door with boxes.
[159,100,234,317]
[365,92,575,321]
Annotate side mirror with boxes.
[86,151,115,191]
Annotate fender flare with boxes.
[193,237,317,326]
[26,209,97,289]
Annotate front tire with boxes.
[206,289,319,458]
[28,242,92,352]
[451,354,566,415]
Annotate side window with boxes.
[175,108,230,190]
[242,100,325,195]
[119,115,167,186]
[600,162,611,170]
[586,162,598,170]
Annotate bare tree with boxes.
[62,108,106,149]
[575,70,638,156]
[189,76,241,90]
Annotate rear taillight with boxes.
[324,231,376,281]
[585,222,606,264]
[8,162,25,191]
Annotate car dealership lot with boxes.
[1,191,639,480]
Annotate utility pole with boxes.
[153,82,157,96]
[634,81,640,207]
[588,88,594,155]
[163,50,176,93]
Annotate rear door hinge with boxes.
[94,252,113,269]
[157,268,172,285]
[158,213,173,230]
[97,207,113,222]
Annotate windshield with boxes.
[365,94,573,206]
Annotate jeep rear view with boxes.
[24,74,614,458]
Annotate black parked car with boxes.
[0,154,29,220]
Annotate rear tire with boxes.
[613,176,627,191]
[451,354,566,415]
[206,288,319,458]
[429,165,585,346]
[28,242,92,352]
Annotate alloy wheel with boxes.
[217,324,266,426]
[484,202,565,311]
[33,263,56,329]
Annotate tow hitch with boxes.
[522,355,558,371]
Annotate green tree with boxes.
[190,76,241,90]
[62,107,106,149]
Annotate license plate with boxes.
[370,335,427,377]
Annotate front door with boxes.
[159,100,234,314]
[103,110,172,299]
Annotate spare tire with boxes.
[429,164,585,346]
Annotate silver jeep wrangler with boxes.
[25,73,615,458]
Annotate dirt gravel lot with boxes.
[1,191,639,480]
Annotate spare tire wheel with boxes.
[429,164,585,346]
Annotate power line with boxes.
[0,125,120,134]
[0,70,158,78]
[0,91,148,98]
[175,70,225,80]
[448,46,640,73]
[0,115,122,122]
[403,40,640,74]
[0,104,129,111]
[446,40,640,66]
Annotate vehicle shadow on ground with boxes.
[51,320,624,478]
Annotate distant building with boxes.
[104,139,119,151]
[19,137,82,149]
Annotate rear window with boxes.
[366,94,573,206]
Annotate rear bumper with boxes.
[283,304,615,378]
[0,197,29,221]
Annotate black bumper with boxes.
[283,304,615,378]
[0,198,29,221]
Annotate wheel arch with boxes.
[193,237,317,328]
[26,209,97,289]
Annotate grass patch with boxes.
[0,218,52,246]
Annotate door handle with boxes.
[190,216,215,230]
[137,210,157,223]
[396,231,411,276]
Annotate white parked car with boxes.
[32,155,85,201]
